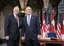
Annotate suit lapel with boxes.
[12,15,18,25]
[24,16,28,27]
[30,15,34,26]
[30,16,32,26]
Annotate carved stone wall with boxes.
[0,4,13,39]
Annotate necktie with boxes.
[27,15,31,26]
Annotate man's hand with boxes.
[21,36,25,41]
[5,36,9,40]
[37,35,42,40]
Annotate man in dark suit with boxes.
[4,6,20,46]
[21,6,40,46]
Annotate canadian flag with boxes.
[51,15,55,33]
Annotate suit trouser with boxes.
[25,39,40,46]
[7,39,19,46]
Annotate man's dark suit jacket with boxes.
[21,15,40,40]
[4,15,20,40]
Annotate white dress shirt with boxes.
[27,14,31,26]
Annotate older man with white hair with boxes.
[4,6,20,46]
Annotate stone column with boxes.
[0,11,5,39]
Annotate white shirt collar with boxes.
[29,14,31,18]
[27,14,31,18]
[13,14,17,18]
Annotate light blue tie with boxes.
[27,15,31,26]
